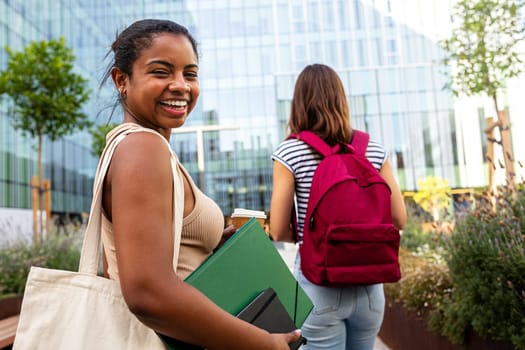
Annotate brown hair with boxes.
[288,64,352,145]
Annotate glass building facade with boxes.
[1,0,523,217]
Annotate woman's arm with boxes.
[269,161,296,242]
[107,133,298,350]
[379,158,407,229]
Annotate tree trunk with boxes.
[483,117,498,210]
[31,175,38,245]
[483,117,496,195]
[37,132,43,244]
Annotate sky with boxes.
[365,0,454,41]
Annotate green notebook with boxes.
[162,217,313,349]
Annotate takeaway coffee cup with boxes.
[231,208,267,230]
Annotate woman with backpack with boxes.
[270,63,407,350]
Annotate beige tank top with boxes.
[100,125,224,281]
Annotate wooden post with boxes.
[31,176,39,244]
[498,110,515,186]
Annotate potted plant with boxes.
[382,184,525,349]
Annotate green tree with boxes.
[0,37,92,244]
[89,122,119,157]
[413,176,452,222]
[439,0,525,186]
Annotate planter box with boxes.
[379,298,515,350]
[0,295,22,319]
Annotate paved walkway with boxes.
[274,242,392,350]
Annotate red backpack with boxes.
[288,130,401,286]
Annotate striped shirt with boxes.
[272,137,387,243]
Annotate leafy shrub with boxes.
[430,186,525,349]
[400,199,440,252]
[399,261,451,316]
[0,226,82,298]
[510,182,525,230]
[384,247,452,318]
[384,248,420,302]
[0,242,46,297]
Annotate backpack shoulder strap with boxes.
[350,129,370,156]
[287,131,333,157]
[288,130,370,156]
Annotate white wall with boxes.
[0,208,35,246]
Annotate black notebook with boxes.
[237,288,307,350]
[160,288,307,350]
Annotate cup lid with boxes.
[231,208,267,219]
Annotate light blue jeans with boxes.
[295,255,385,350]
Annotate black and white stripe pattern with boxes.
[272,138,387,242]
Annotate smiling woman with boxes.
[88,19,301,349]
[8,19,303,350]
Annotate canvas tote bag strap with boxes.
[79,123,184,275]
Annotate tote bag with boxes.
[13,124,184,350]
